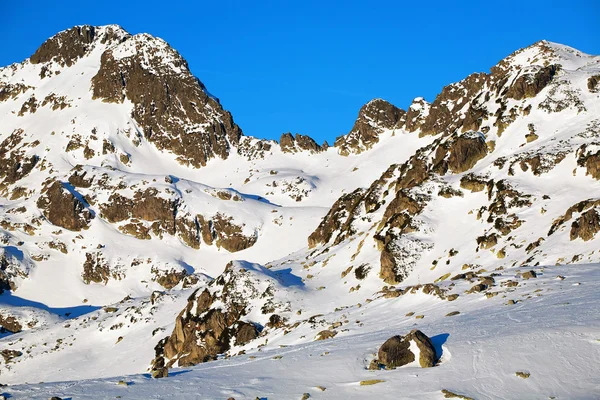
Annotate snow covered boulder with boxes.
[376,329,436,369]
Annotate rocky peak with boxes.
[334,98,406,156]
[30,25,129,67]
[494,40,597,74]
[85,26,243,167]
[279,133,323,153]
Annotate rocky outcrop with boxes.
[419,73,488,136]
[91,33,242,168]
[549,199,600,241]
[588,75,600,93]
[570,209,600,241]
[152,262,287,371]
[335,99,405,155]
[280,133,323,153]
[30,25,126,67]
[308,188,366,248]
[37,181,93,231]
[0,129,39,190]
[81,252,114,284]
[374,330,437,369]
[506,64,559,100]
[446,132,488,174]
[0,313,22,333]
[210,213,257,252]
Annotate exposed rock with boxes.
[549,199,600,238]
[211,213,257,252]
[403,97,430,133]
[377,329,436,368]
[0,313,22,333]
[460,174,487,192]
[315,330,337,341]
[91,32,242,168]
[81,252,120,284]
[308,188,365,248]
[335,99,405,155]
[506,64,559,100]
[0,129,39,188]
[280,133,322,153]
[570,209,600,241]
[521,270,537,280]
[37,181,93,231]
[30,25,125,67]
[447,132,488,174]
[153,262,284,368]
[419,73,488,136]
[588,74,600,93]
[1,349,22,363]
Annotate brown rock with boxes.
[235,322,259,345]
[335,99,405,155]
[377,330,436,369]
[506,64,559,100]
[37,181,93,231]
[447,133,488,174]
[280,133,322,153]
[521,270,537,280]
[91,32,242,168]
[315,330,337,341]
[570,209,600,241]
[0,313,22,333]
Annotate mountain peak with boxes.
[30,25,130,67]
[495,39,597,73]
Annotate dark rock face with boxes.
[152,263,276,371]
[578,147,600,180]
[570,209,600,241]
[308,188,366,248]
[0,129,39,188]
[335,99,405,156]
[30,25,97,66]
[549,199,600,241]
[419,73,488,137]
[377,330,436,369]
[588,74,600,93]
[280,133,322,153]
[30,25,125,67]
[506,64,559,100]
[36,181,93,231]
[91,36,242,168]
[447,133,488,174]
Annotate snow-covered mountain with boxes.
[1,25,599,399]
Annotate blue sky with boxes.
[2,1,599,144]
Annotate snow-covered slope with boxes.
[1,26,600,399]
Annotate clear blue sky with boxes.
[2,1,599,144]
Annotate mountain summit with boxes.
[1,26,600,399]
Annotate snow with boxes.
[3,264,600,399]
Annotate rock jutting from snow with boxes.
[375,329,437,369]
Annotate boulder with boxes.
[377,330,436,369]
